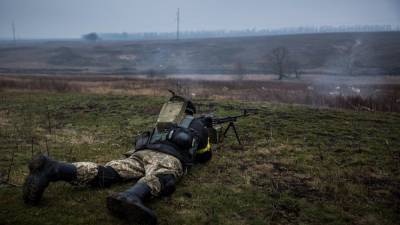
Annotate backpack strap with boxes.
[179,115,194,129]
[148,115,194,144]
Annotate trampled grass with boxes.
[0,91,399,225]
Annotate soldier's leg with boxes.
[104,155,145,181]
[138,150,184,197]
[106,150,184,225]
[23,154,78,205]
[67,155,146,187]
[23,154,144,205]
[71,162,122,187]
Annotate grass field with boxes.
[0,90,399,225]
[1,75,400,113]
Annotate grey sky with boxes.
[0,0,399,39]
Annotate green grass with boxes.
[0,91,399,225]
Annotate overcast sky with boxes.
[0,0,399,39]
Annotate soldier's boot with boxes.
[23,154,76,205]
[106,182,157,225]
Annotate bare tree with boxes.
[82,32,100,42]
[146,69,157,79]
[233,61,245,80]
[337,39,362,76]
[288,60,303,79]
[270,47,289,80]
[174,81,189,97]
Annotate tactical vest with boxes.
[149,115,194,142]
[132,96,210,165]
[149,115,198,155]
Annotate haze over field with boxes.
[1,32,399,76]
[0,0,400,39]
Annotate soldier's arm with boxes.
[191,118,213,163]
[194,138,212,163]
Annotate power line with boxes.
[176,8,180,41]
[12,21,16,46]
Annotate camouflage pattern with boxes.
[71,150,183,196]
[71,162,99,185]
[134,150,184,196]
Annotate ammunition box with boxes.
[156,101,187,130]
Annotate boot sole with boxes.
[106,195,157,225]
[23,155,49,205]
[28,154,48,172]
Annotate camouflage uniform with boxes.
[22,95,212,225]
[72,150,183,196]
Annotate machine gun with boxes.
[208,108,257,145]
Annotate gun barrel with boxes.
[207,108,257,145]
[209,108,257,125]
[212,117,238,125]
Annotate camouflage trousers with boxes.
[71,150,184,196]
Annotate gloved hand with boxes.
[200,115,213,128]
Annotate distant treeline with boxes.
[94,24,400,41]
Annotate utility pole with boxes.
[12,21,16,46]
[176,8,180,41]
